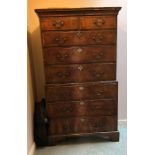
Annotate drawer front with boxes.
[40,16,116,31]
[80,16,116,29]
[48,116,117,135]
[46,82,117,101]
[42,30,116,47]
[45,63,116,84]
[40,17,78,30]
[43,45,116,65]
[47,99,117,118]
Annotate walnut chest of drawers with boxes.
[35,7,121,145]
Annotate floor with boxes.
[34,123,127,155]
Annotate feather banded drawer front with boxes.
[35,7,121,145]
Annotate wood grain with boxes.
[43,45,116,65]
[47,99,117,118]
[48,116,117,135]
[35,7,121,145]
[45,63,116,83]
[46,82,118,102]
[42,30,116,47]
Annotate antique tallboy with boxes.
[35,7,121,145]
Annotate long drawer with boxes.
[45,63,116,84]
[42,30,116,47]
[43,45,116,65]
[48,116,117,135]
[40,15,116,31]
[47,99,117,118]
[46,82,118,102]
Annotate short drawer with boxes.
[43,45,116,65]
[42,30,116,47]
[48,116,117,135]
[47,99,117,118]
[45,63,116,84]
[46,81,118,102]
[40,16,78,30]
[80,15,116,29]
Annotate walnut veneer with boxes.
[35,7,121,145]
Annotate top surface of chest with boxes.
[35,7,121,15]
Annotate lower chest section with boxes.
[46,82,118,136]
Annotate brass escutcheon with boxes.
[79,101,85,105]
[79,86,84,90]
[76,48,83,53]
[80,118,85,122]
[78,65,83,71]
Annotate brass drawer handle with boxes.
[92,36,103,43]
[95,55,101,59]
[94,19,105,27]
[54,37,68,44]
[96,91,104,96]
[95,52,104,59]
[57,71,70,78]
[79,86,84,90]
[57,72,63,77]
[91,105,101,110]
[78,65,83,71]
[80,118,85,122]
[97,92,102,96]
[64,54,68,57]
[92,71,104,79]
[79,101,85,105]
[95,73,101,78]
[62,37,68,44]
[60,107,73,113]
[56,53,69,61]
[53,20,64,28]
[55,38,60,42]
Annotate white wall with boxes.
[27,47,35,154]
[28,0,127,120]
